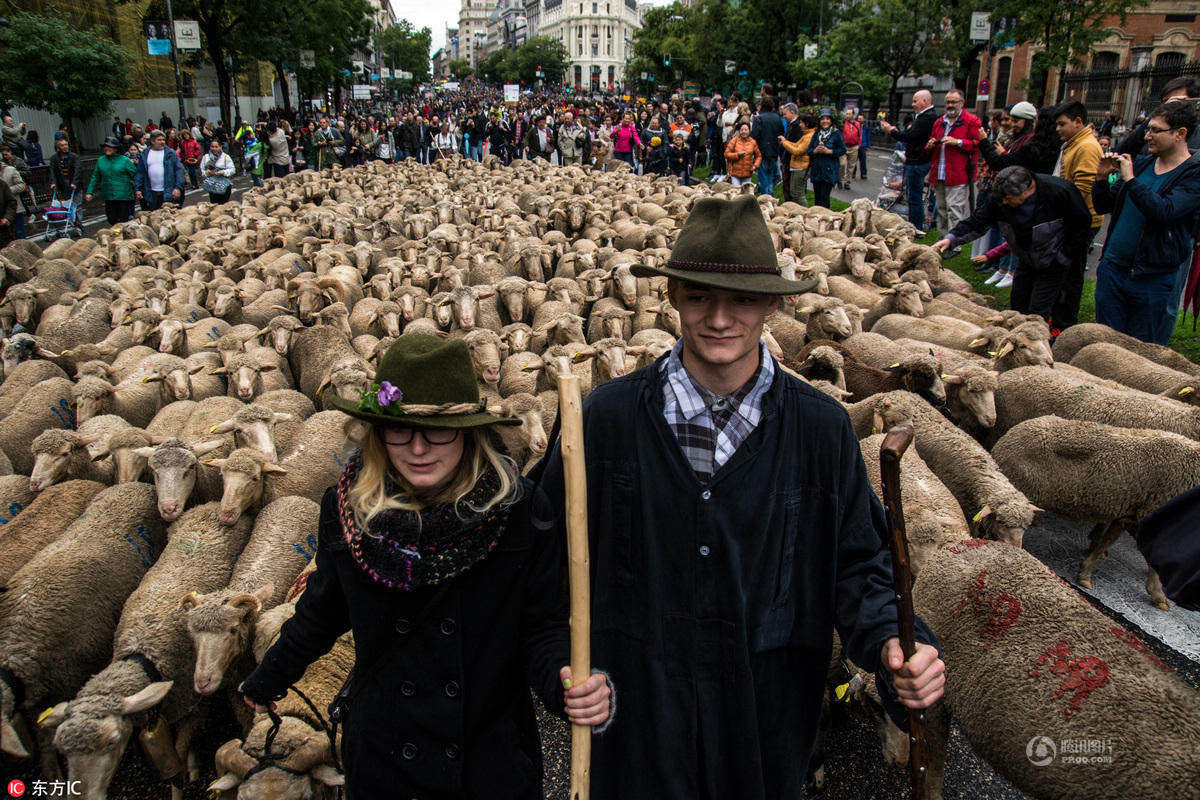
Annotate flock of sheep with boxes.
[0,153,1198,799]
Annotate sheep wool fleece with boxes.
[239,479,570,800]
[536,359,938,799]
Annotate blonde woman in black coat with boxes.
[239,335,611,799]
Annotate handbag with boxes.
[202,175,231,194]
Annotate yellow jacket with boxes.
[1058,126,1103,228]
[781,129,814,170]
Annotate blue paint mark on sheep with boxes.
[62,275,77,290]
[136,524,156,560]
[332,453,344,469]
[291,543,314,562]
[187,311,201,323]
[7,502,23,519]
[124,532,152,567]
[205,326,221,342]
[50,398,75,429]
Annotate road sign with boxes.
[148,39,171,55]
[174,20,201,51]
[725,60,736,75]
[381,67,391,79]
[803,43,818,60]
[978,78,991,95]
[300,50,315,68]
[398,70,414,80]
[504,84,520,102]
[978,94,990,102]
[969,12,991,42]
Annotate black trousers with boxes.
[268,163,289,179]
[208,189,232,205]
[1049,227,1099,330]
[104,200,134,225]
[1011,264,1070,325]
[812,181,834,208]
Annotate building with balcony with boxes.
[536,0,642,92]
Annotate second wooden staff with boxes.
[557,374,591,800]
[880,424,927,800]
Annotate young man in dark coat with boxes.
[932,166,1093,329]
[536,194,945,800]
[1093,99,1200,344]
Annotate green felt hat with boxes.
[630,195,819,295]
[330,335,518,429]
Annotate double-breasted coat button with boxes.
[440,618,456,635]
[699,545,711,556]
[445,743,460,759]
[401,681,415,696]
[444,681,460,698]
[395,619,411,634]
[701,490,712,500]
[401,743,418,760]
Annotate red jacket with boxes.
[842,120,861,147]
[926,111,981,186]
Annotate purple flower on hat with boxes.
[377,381,402,408]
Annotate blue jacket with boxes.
[1093,152,1200,276]
[807,127,846,184]
[134,146,186,198]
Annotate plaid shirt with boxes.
[662,340,775,481]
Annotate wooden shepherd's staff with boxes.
[879,425,927,800]
[557,374,591,800]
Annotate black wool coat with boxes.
[535,359,938,800]
[240,480,570,800]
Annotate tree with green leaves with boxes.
[448,59,474,80]
[0,12,131,144]
[379,20,432,84]
[479,49,519,85]
[516,37,568,86]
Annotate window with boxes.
[593,2,598,12]
[1086,52,1119,110]
[1151,52,1186,99]
[1165,13,1196,22]
[607,2,610,11]
[575,65,582,87]
[592,24,598,37]
[607,25,611,37]
[608,65,615,85]
[607,42,612,55]
[592,42,599,56]
[994,56,1012,107]
[578,42,583,55]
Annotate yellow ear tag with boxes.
[888,363,901,369]
[1181,387,1195,396]
[38,707,55,724]
[209,425,218,434]
[972,508,985,523]
[871,427,878,435]
[834,682,851,702]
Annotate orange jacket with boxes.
[724,135,762,178]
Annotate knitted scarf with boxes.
[336,454,509,591]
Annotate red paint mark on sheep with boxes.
[946,539,990,554]
[953,568,1023,647]
[1110,626,1169,671]
[1030,640,1110,720]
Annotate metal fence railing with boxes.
[1057,60,1200,121]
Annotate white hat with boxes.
[1009,101,1037,120]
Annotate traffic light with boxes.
[664,53,671,66]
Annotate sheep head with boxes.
[207,448,287,526]
[183,584,273,695]
[142,439,224,521]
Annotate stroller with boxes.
[42,189,82,241]
[875,147,907,211]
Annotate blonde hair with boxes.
[345,420,519,533]
[737,102,751,116]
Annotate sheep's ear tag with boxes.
[871,427,878,435]
[833,682,851,703]
[571,353,588,363]
[972,508,985,523]
[209,790,222,799]
[1181,387,1195,396]
[888,363,900,369]
[37,707,55,724]
[209,425,218,434]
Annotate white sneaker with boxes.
[984,271,1005,286]
[995,273,1014,288]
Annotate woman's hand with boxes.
[560,666,611,727]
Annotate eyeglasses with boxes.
[1146,125,1176,135]
[380,427,460,446]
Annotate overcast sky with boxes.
[390,0,676,53]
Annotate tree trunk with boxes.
[274,61,292,111]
